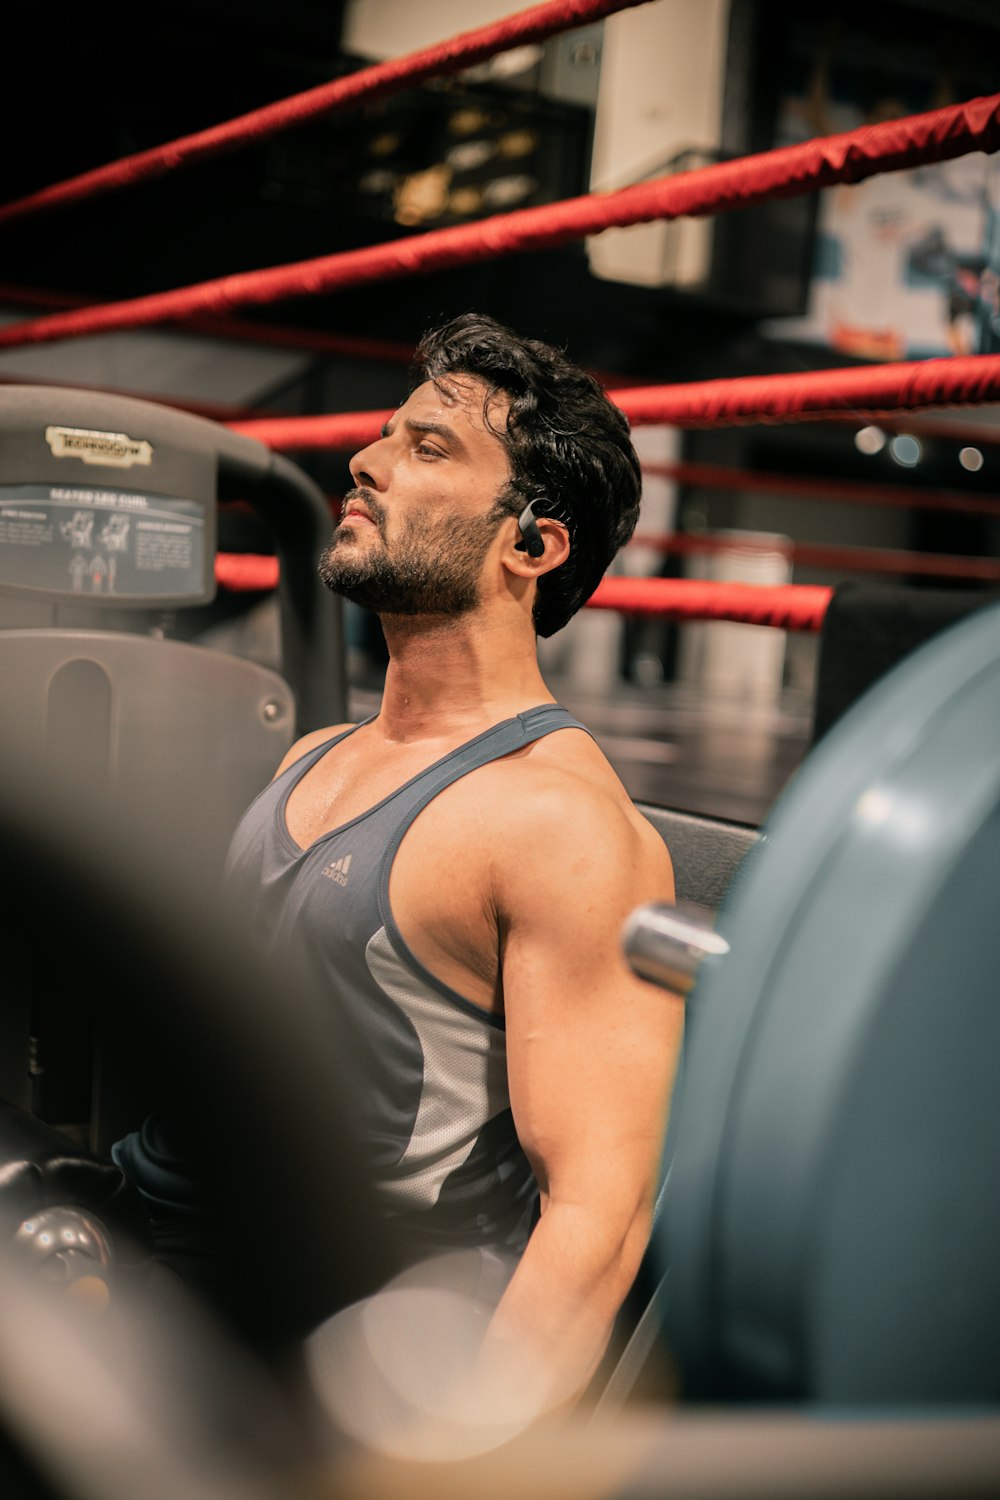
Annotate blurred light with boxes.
[855,425,886,455]
[461,44,543,82]
[889,434,922,467]
[358,168,394,195]
[498,129,538,159]
[369,133,401,158]
[449,109,490,136]
[449,186,484,215]
[446,140,494,171]
[305,1250,564,1461]
[855,785,934,849]
[482,175,537,208]
[959,446,984,472]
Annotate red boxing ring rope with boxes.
[217,525,1000,609]
[612,354,1000,428]
[212,554,833,632]
[1,93,998,351]
[215,554,281,593]
[232,410,392,452]
[588,577,833,630]
[6,279,999,443]
[224,353,1000,452]
[0,0,649,227]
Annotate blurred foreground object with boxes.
[659,601,1000,1404]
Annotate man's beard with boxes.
[318,488,508,618]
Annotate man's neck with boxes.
[375,609,553,743]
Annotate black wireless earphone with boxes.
[516,500,546,558]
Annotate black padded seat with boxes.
[635,802,762,913]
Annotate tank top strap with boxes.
[415,703,591,801]
[375,703,591,909]
[514,703,589,741]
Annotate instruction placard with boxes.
[0,484,209,603]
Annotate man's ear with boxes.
[508,501,570,575]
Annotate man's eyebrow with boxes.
[403,418,470,456]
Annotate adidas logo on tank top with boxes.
[321,853,353,887]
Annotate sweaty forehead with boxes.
[406,376,510,442]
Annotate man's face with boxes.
[319,376,513,617]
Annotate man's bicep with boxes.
[500,813,682,1213]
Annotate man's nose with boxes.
[348,436,387,491]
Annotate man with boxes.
[221,312,683,1419]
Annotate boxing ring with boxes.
[3,12,997,636]
[0,0,999,1493]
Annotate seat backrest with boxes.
[0,627,295,1134]
[0,628,294,867]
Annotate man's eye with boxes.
[417,442,444,458]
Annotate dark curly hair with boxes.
[411,312,642,637]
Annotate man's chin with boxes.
[319,536,376,587]
[319,566,370,600]
[318,569,479,618]
[318,541,482,616]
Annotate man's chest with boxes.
[285,743,506,1011]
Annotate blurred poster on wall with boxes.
[764,88,1000,360]
[980,175,1000,355]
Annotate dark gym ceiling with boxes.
[3,0,1000,392]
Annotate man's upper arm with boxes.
[497,783,682,1236]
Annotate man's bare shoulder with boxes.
[271,722,356,780]
[471,726,673,885]
[504,725,655,821]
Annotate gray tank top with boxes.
[221,702,590,1265]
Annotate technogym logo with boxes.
[46,425,153,469]
[321,853,352,888]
